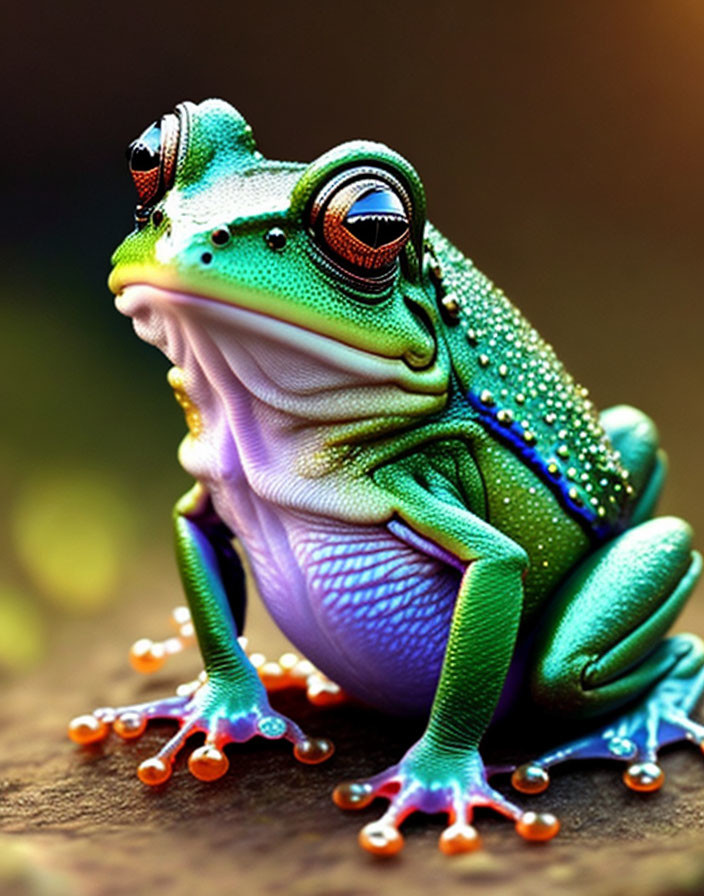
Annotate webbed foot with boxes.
[68,672,334,785]
[513,641,704,796]
[333,741,559,856]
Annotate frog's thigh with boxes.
[599,404,666,523]
[530,516,702,718]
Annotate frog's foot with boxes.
[68,674,334,785]
[513,641,704,796]
[333,743,559,856]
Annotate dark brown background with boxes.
[1,2,704,894]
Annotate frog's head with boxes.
[109,99,450,390]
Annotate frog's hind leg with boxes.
[512,517,704,796]
[515,635,704,795]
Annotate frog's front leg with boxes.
[334,457,558,856]
[69,484,333,783]
[513,516,703,796]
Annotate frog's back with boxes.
[429,225,632,540]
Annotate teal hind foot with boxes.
[512,635,704,796]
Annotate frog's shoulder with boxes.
[425,224,633,539]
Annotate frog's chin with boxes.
[114,282,446,396]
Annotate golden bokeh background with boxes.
[1,1,703,672]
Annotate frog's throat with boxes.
[115,283,448,470]
[115,283,449,511]
[115,283,447,400]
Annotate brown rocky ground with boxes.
[1,574,704,896]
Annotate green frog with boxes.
[69,99,704,856]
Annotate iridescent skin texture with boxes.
[70,99,704,856]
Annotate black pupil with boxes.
[343,188,407,248]
[127,122,161,171]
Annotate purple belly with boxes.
[254,514,462,716]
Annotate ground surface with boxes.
[2,579,704,896]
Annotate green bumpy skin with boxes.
[68,99,704,857]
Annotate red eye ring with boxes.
[131,166,161,206]
[127,111,181,208]
[310,167,411,274]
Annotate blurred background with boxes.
[1,0,703,677]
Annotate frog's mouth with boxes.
[115,282,447,402]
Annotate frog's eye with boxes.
[309,169,411,275]
[126,112,180,208]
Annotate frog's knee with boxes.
[600,405,659,452]
[615,515,694,575]
[600,404,660,481]
[600,405,666,522]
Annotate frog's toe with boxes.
[332,763,403,813]
[69,692,204,785]
[129,605,196,674]
[514,811,562,842]
[67,713,111,745]
[616,702,704,793]
[291,734,336,764]
[135,701,332,786]
[621,760,665,792]
[511,762,551,794]
[354,778,421,857]
[437,821,482,855]
[68,694,190,746]
[357,789,481,858]
[186,743,230,781]
[351,778,556,856]
[249,649,348,706]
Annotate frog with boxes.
[69,98,704,856]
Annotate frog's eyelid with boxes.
[159,112,180,193]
